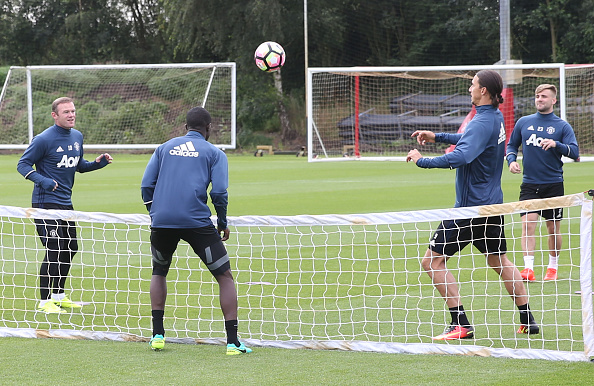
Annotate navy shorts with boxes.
[150,226,230,277]
[429,216,507,257]
[519,182,564,220]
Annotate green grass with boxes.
[1,153,594,384]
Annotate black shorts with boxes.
[150,226,230,277]
[519,182,564,220]
[32,203,78,251]
[428,216,507,257]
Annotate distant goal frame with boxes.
[0,62,237,151]
[307,63,594,162]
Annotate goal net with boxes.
[307,63,594,161]
[0,193,592,361]
[0,63,236,150]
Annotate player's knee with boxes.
[214,268,233,281]
[152,264,169,276]
[421,257,433,272]
[209,258,231,277]
[152,248,170,265]
[204,242,231,276]
[151,248,172,276]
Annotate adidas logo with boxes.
[56,146,64,152]
[169,141,199,157]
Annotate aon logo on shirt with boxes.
[56,155,80,168]
[525,133,547,147]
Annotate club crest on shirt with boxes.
[546,126,555,135]
[74,142,80,151]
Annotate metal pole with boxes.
[500,0,511,62]
[304,0,309,125]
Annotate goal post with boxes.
[0,63,236,150]
[0,193,592,361]
[307,63,594,162]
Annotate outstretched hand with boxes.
[406,149,422,164]
[95,153,113,163]
[411,130,436,145]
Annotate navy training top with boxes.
[415,105,506,208]
[17,124,109,206]
[505,112,579,184]
[140,130,229,229]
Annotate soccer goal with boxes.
[0,63,236,150]
[307,63,594,161]
[0,193,592,361]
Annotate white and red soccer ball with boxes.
[254,41,286,72]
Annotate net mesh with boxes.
[308,64,594,161]
[0,64,235,149]
[0,193,592,361]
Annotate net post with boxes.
[581,193,594,359]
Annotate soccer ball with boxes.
[254,41,286,72]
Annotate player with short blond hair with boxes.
[506,84,579,282]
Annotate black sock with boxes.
[152,309,165,337]
[518,303,535,325]
[449,305,470,327]
[225,319,239,346]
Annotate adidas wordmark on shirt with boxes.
[169,141,200,157]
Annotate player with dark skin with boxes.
[141,106,251,355]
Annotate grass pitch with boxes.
[1,153,594,384]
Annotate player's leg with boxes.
[544,215,562,281]
[215,269,238,321]
[486,253,527,304]
[519,212,538,281]
[487,253,539,334]
[148,228,179,350]
[52,220,81,309]
[185,227,252,354]
[34,218,65,314]
[424,219,473,340]
[479,215,539,335]
[421,249,460,308]
[517,183,542,281]
[540,182,564,280]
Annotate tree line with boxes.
[1,0,593,148]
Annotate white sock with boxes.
[548,254,559,270]
[523,255,535,270]
[51,293,65,301]
[39,299,50,307]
